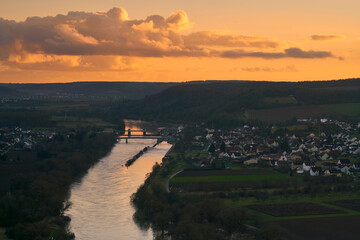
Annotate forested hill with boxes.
[121,78,360,126]
[0,82,180,100]
[0,86,21,97]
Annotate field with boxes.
[248,105,335,123]
[321,103,360,117]
[170,169,291,191]
[171,174,287,183]
[247,202,344,217]
[271,124,308,133]
[276,215,360,240]
[263,97,297,105]
[177,168,275,177]
[326,199,360,211]
[52,116,116,128]
[172,169,286,183]
[35,103,90,111]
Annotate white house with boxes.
[310,167,321,176]
[303,162,315,171]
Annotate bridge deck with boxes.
[118,135,162,139]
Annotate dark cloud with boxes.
[311,34,344,41]
[241,65,298,72]
[222,48,335,59]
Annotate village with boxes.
[192,118,360,177]
[0,127,58,159]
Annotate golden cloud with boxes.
[0,7,341,72]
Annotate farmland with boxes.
[247,105,336,123]
[326,199,360,212]
[52,116,116,128]
[177,168,275,177]
[247,202,345,217]
[263,97,297,105]
[322,103,360,117]
[171,174,287,183]
[170,169,292,191]
[276,215,360,240]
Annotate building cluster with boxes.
[0,127,56,157]
[192,119,360,177]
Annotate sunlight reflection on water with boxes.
[65,139,171,240]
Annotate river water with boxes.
[65,137,171,240]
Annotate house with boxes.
[291,160,303,170]
[324,169,342,176]
[337,158,351,166]
[303,161,315,171]
[320,153,329,161]
[309,146,319,153]
[353,148,360,155]
[244,158,259,165]
[352,163,360,170]
[340,166,351,175]
[218,152,230,159]
[310,167,322,176]
[291,155,302,161]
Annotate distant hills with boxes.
[0,82,180,100]
[1,79,360,125]
[120,78,360,125]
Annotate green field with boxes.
[171,174,287,183]
[35,103,90,111]
[321,103,360,116]
[52,116,116,128]
[271,124,308,133]
[264,97,297,105]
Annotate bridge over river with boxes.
[118,129,162,143]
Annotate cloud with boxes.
[53,24,99,45]
[311,34,345,41]
[221,48,335,59]
[241,65,298,72]
[0,7,340,71]
[183,31,279,48]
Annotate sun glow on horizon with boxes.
[0,1,359,83]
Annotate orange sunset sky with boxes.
[0,0,359,83]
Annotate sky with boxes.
[0,0,359,83]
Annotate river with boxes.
[65,136,172,240]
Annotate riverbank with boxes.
[0,132,118,240]
[65,140,172,240]
[131,126,254,240]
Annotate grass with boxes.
[51,116,116,128]
[321,103,360,116]
[271,124,308,133]
[35,103,90,111]
[264,97,297,105]
[171,174,287,183]
[226,191,360,221]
